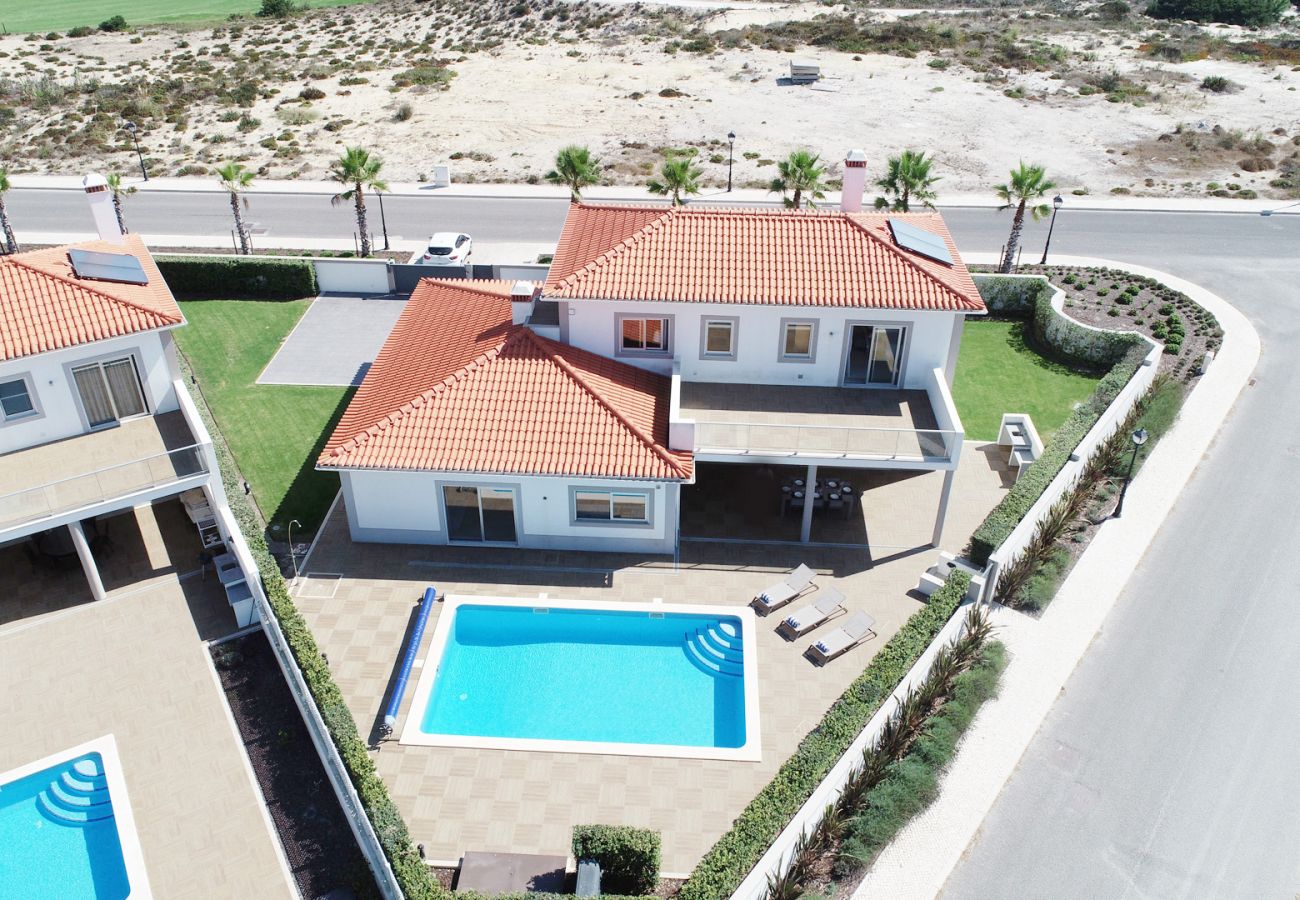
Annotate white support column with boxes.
[932,468,957,548]
[800,464,818,543]
[67,521,107,602]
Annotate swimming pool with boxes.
[400,597,761,760]
[0,736,149,899]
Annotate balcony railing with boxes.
[692,421,959,463]
[0,442,209,531]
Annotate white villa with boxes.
[0,177,263,625]
[320,152,987,554]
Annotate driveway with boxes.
[258,294,408,386]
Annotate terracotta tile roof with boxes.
[319,279,693,481]
[0,235,184,363]
[543,203,985,312]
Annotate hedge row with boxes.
[676,571,972,900]
[177,355,446,900]
[967,343,1147,565]
[572,825,661,896]
[157,255,318,300]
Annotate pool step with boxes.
[37,756,115,826]
[682,622,744,678]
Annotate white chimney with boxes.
[82,174,125,245]
[840,150,868,213]
[510,280,538,325]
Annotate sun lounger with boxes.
[804,611,877,665]
[751,563,816,613]
[777,587,846,638]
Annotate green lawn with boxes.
[175,300,350,535]
[952,319,1101,443]
[4,0,368,35]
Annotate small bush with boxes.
[572,825,661,895]
[98,15,128,32]
[1013,547,1071,611]
[393,66,455,89]
[67,25,94,37]
[276,107,319,126]
[156,256,317,300]
[258,0,298,18]
[1200,75,1233,93]
[299,86,326,101]
[394,102,413,121]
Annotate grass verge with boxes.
[5,0,369,34]
[174,299,350,534]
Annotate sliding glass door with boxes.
[843,325,905,387]
[72,356,146,429]
[442,485,518,543]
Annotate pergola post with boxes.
[67,521,107,602]
[800,463,818,543]
[932,468,956,548]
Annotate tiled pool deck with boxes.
[297,443,1010,873]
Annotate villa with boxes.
[320,151,985,554]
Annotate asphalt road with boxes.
[10,184,1300,896]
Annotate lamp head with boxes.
[1132,428,1149,447]
[1053,195,1064,210]
[727,131,736,141]
[123,120,137,134]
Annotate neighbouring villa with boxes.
[319,151,984,553]
[0,178,294,898]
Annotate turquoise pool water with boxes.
[420,604,747,748]
[0,751,130,899]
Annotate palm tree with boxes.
[768,150,827,209]
[330,146,387,258]
[0,167,17,255]
[546,145,602,202]
[105,173,137,234]
[215,163,255,255]
[874,150,940,212]
[994,162,1057,273]
[647,156,702,207]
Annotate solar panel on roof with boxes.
[68,248,149,285]
[887,219,954,266]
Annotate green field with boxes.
[174,299,351,535]
[2,0,369,35]
[952,319,1101,443]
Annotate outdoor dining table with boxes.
[779,481,857,518]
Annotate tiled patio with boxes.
[0,513,293,898]
[294,442,1010,873]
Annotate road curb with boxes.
[850,254,1261,900]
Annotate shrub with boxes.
[678,572,971,900]
[67,25,94,37]
[299,86,326,101]
[572,825,661,895]
[1200,75,1233,93]
[393,66,455,89]
[1012,546,1071,611]
[156,255,317,300]
[258,0,298,17]
[1146,0,1287,25]
[276,107,319,125]
[394,102,413,122]
[99,15,128,32]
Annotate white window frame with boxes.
[699,317,739,360]
[0,373,41,424]
[570,488,652,526]
[778,318,818,364]
[615,314,673,358]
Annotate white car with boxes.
[417,232,473,266]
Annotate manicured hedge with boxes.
[676,571,972,900]
[177,356,445,900]
[572,825,661,895]
[158,255,317,300]
[967,344,1146,565]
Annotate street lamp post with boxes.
[1039,194,1064,264]
[1113,428,1149,518]
[727,131,736,193]
[286,518,302,581]
[377,190,390,251]
[123,121,147,182]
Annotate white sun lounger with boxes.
[805,611,877,665]
[751,563,816,614]
[778,587,846,638]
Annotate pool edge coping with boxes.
[397,594,763,762]
[0,733,153,899]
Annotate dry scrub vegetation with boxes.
[0,0,1298,198]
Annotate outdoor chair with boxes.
[751,563,817,614]
[804,611,877,665]
[777,587,846,639]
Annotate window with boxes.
[71,355,146,429]
[780,319,818,362]
[700,318,737,359]
[618,316,670,355]
[573,490,650,524]
[0,377,36,421]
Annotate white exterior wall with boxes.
[0,329,179,455]
[563,300,962,390]
[340,469,679,554]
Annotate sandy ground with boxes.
[1,0,1298,198]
